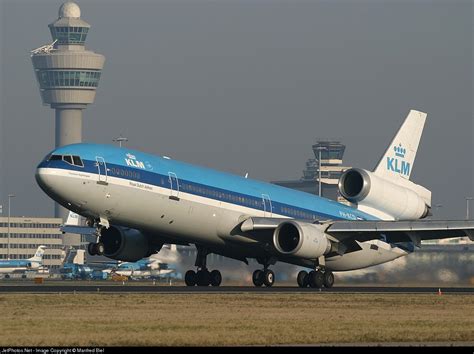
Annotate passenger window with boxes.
[63,155,73,165]
[72,156,84,167]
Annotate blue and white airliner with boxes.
[0,246,46,277]
[35,110,474,288]
[108,245,178,280]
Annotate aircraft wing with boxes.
[325,219,474,246]
[240,217,474,246]
[60,225,97,235]
[61,226,98,248]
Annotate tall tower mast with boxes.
[31,2,105,224]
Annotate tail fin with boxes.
[374,110,427,180]
[63,247,85,265]
[29,246,46,262]
[65,211,81,226]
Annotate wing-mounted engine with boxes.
[273,221,331,259]
[101,226,152,262]
[338,168,431,220]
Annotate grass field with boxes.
[0,293,472,346]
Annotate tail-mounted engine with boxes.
[338,168,430,220]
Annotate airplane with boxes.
[107,244,178,279]
[0,246,47,278]
[59,247,109,280]
[35,110,474,288]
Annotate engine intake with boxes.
[101,226,150,262]
[273,221,331,259]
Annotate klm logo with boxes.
[387,143,410,176]
[125,153,145,169]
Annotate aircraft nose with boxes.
[35,166,52,192]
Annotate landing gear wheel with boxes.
[308,270,324,288]
[210,270,222,287]
[252,270,264,287]
[184,270,196,286]
[196,269,211,286]
[87,243,97,256]
[323,270,334,288]
[263,269,275,287]
[297,270,309,288]
[96,242,105,256]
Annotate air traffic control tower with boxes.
[31,2,105,223]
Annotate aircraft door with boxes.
[262,194,272,217]
[96,156,108,184]
[168,172,180,201]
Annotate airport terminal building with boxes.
[0,217,66,268]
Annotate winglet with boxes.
[374,110,427,180]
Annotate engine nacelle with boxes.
[338,168,430,220]
[101,226,151,262]
[273,221,331,259]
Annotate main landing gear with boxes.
[252,257,277,287]
[252,269,275,287]
[297,269,334,289]
[184,246,222,287]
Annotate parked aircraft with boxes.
[35,110,474,288]
[59,247,108,280]
[108,244,178,279]
[0,246,47,278]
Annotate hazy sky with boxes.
[0,0,472,219]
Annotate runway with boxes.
[0,284,472,294]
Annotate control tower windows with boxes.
[50,26,89,44]
[37,70,101,89]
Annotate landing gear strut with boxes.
[87,221,105,256]
[297,269,334,289]
[184,246,222,287]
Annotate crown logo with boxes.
[393,144,406,158]
[126,153,136,160]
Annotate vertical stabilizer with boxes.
[29,246,46,262]
[65,211,81,226]
[374,110,427,180]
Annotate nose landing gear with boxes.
[87,220,106,256]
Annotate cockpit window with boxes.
[63,155,73,164]
[48,154,84,167]
[49,155,62,161]
[72,156,84,167]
